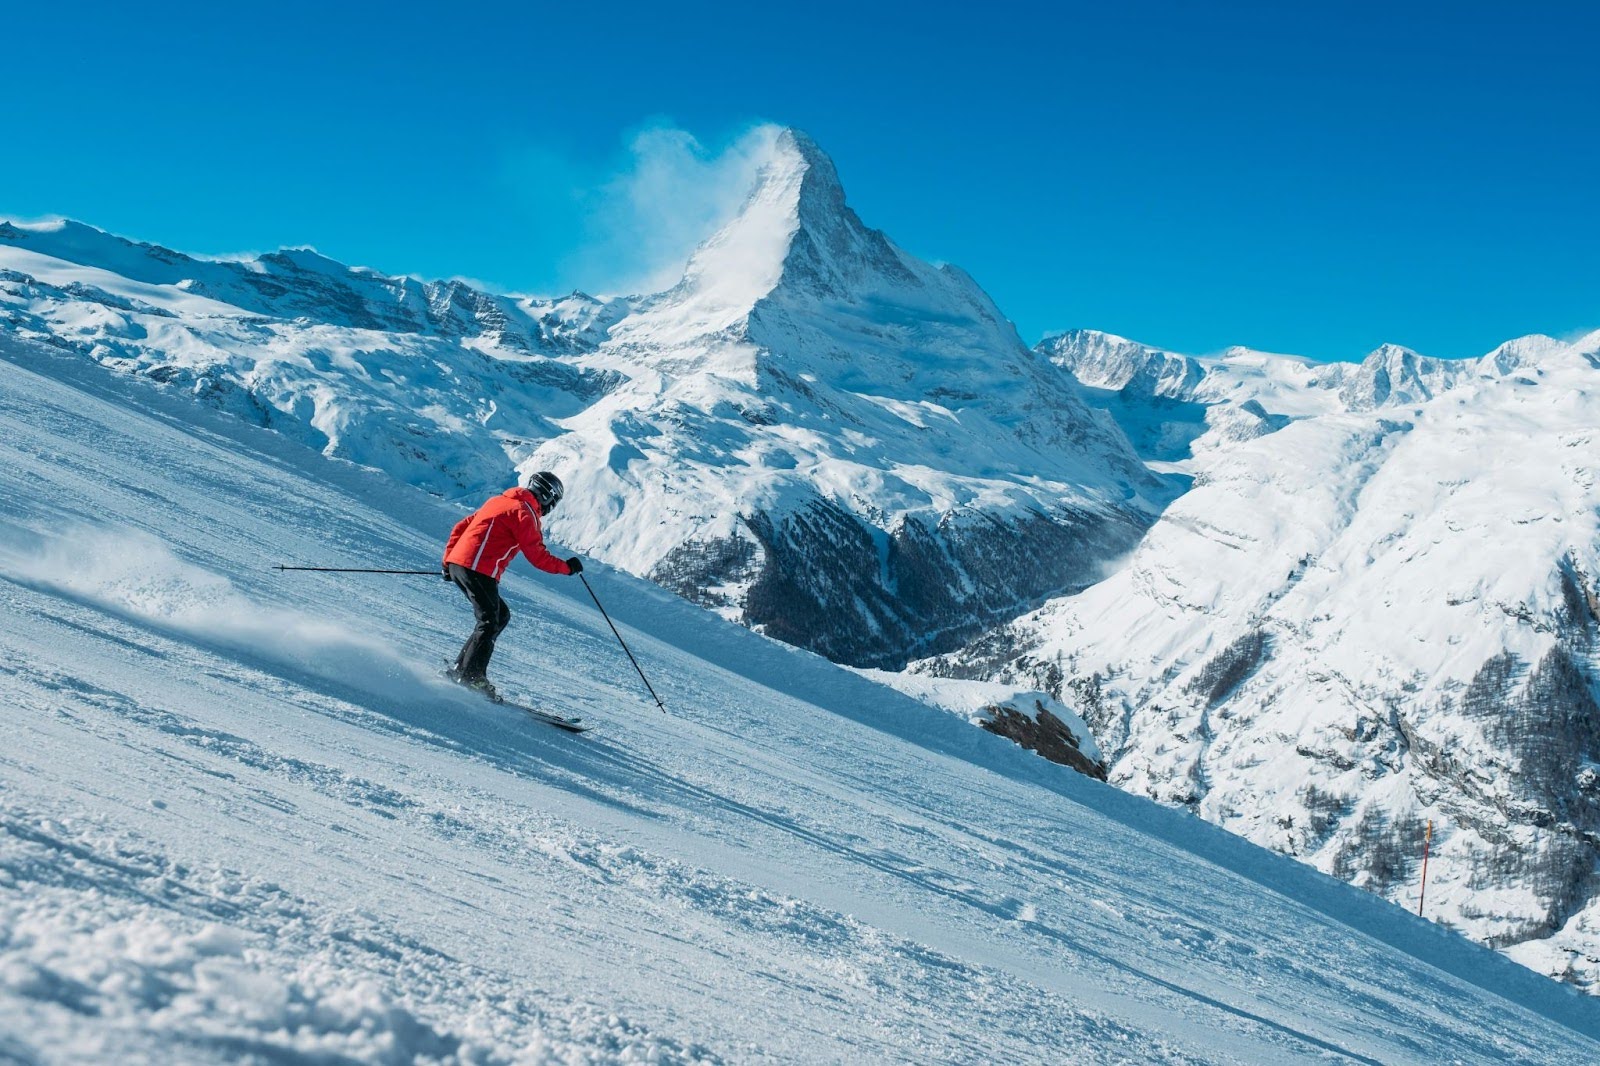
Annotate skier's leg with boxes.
[475,596,510,681]
[449,565,506,682]
[448,563,476,675]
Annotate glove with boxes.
[441,563,452,582]
[565,557,583,576]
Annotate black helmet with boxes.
[525,470,565,514]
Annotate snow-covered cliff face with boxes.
[928,328,1600,988]
[0,130,1163,668]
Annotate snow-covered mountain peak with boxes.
[1039,329,1204,398]
[1,218,398,297]
[1336,341,1468,411]
[619,127,929,344]
[541,133,1166,666]
[1482,331,1600,376]
[1362,341,1421,360]
[254,245,368,278]
[601,131,1140,432]
[0,217,209,288]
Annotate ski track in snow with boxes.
[2,336,1598,1063]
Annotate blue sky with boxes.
[5,1,1596,360]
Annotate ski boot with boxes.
[466,677,503,704]
[446,666,502,704]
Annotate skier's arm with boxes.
[443,516,471,563]
[514,506,573,575]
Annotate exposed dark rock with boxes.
[687,496,1150,669]
[1558,555,1600,636]
[980,700,1107,780]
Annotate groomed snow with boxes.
[3,333,1598,1062]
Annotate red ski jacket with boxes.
[443,487,572,581]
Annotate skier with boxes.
[442,471,582,702]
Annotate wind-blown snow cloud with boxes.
[562,122,782,297]
[4,525,440,708]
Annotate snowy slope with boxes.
[932,328,1600,990]
[1,133,1162,670]
[4,331,1597,1062]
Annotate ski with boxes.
[441,667,591,732]
[504,702,590,733]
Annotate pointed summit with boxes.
[610,130,1059,404]
[770,128,920,300]
[779,129,844,202]
[565,129,1161,665]
[1339,342,1469,410]
[626,128,930,341]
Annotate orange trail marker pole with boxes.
[1417,819,1434,917]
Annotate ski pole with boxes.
[273,565,439,575]
[1417,819,1433,917]
[579,572,667,713]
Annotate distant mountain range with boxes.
[926,325,1600,990]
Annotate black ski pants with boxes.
[448,563,510,682]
